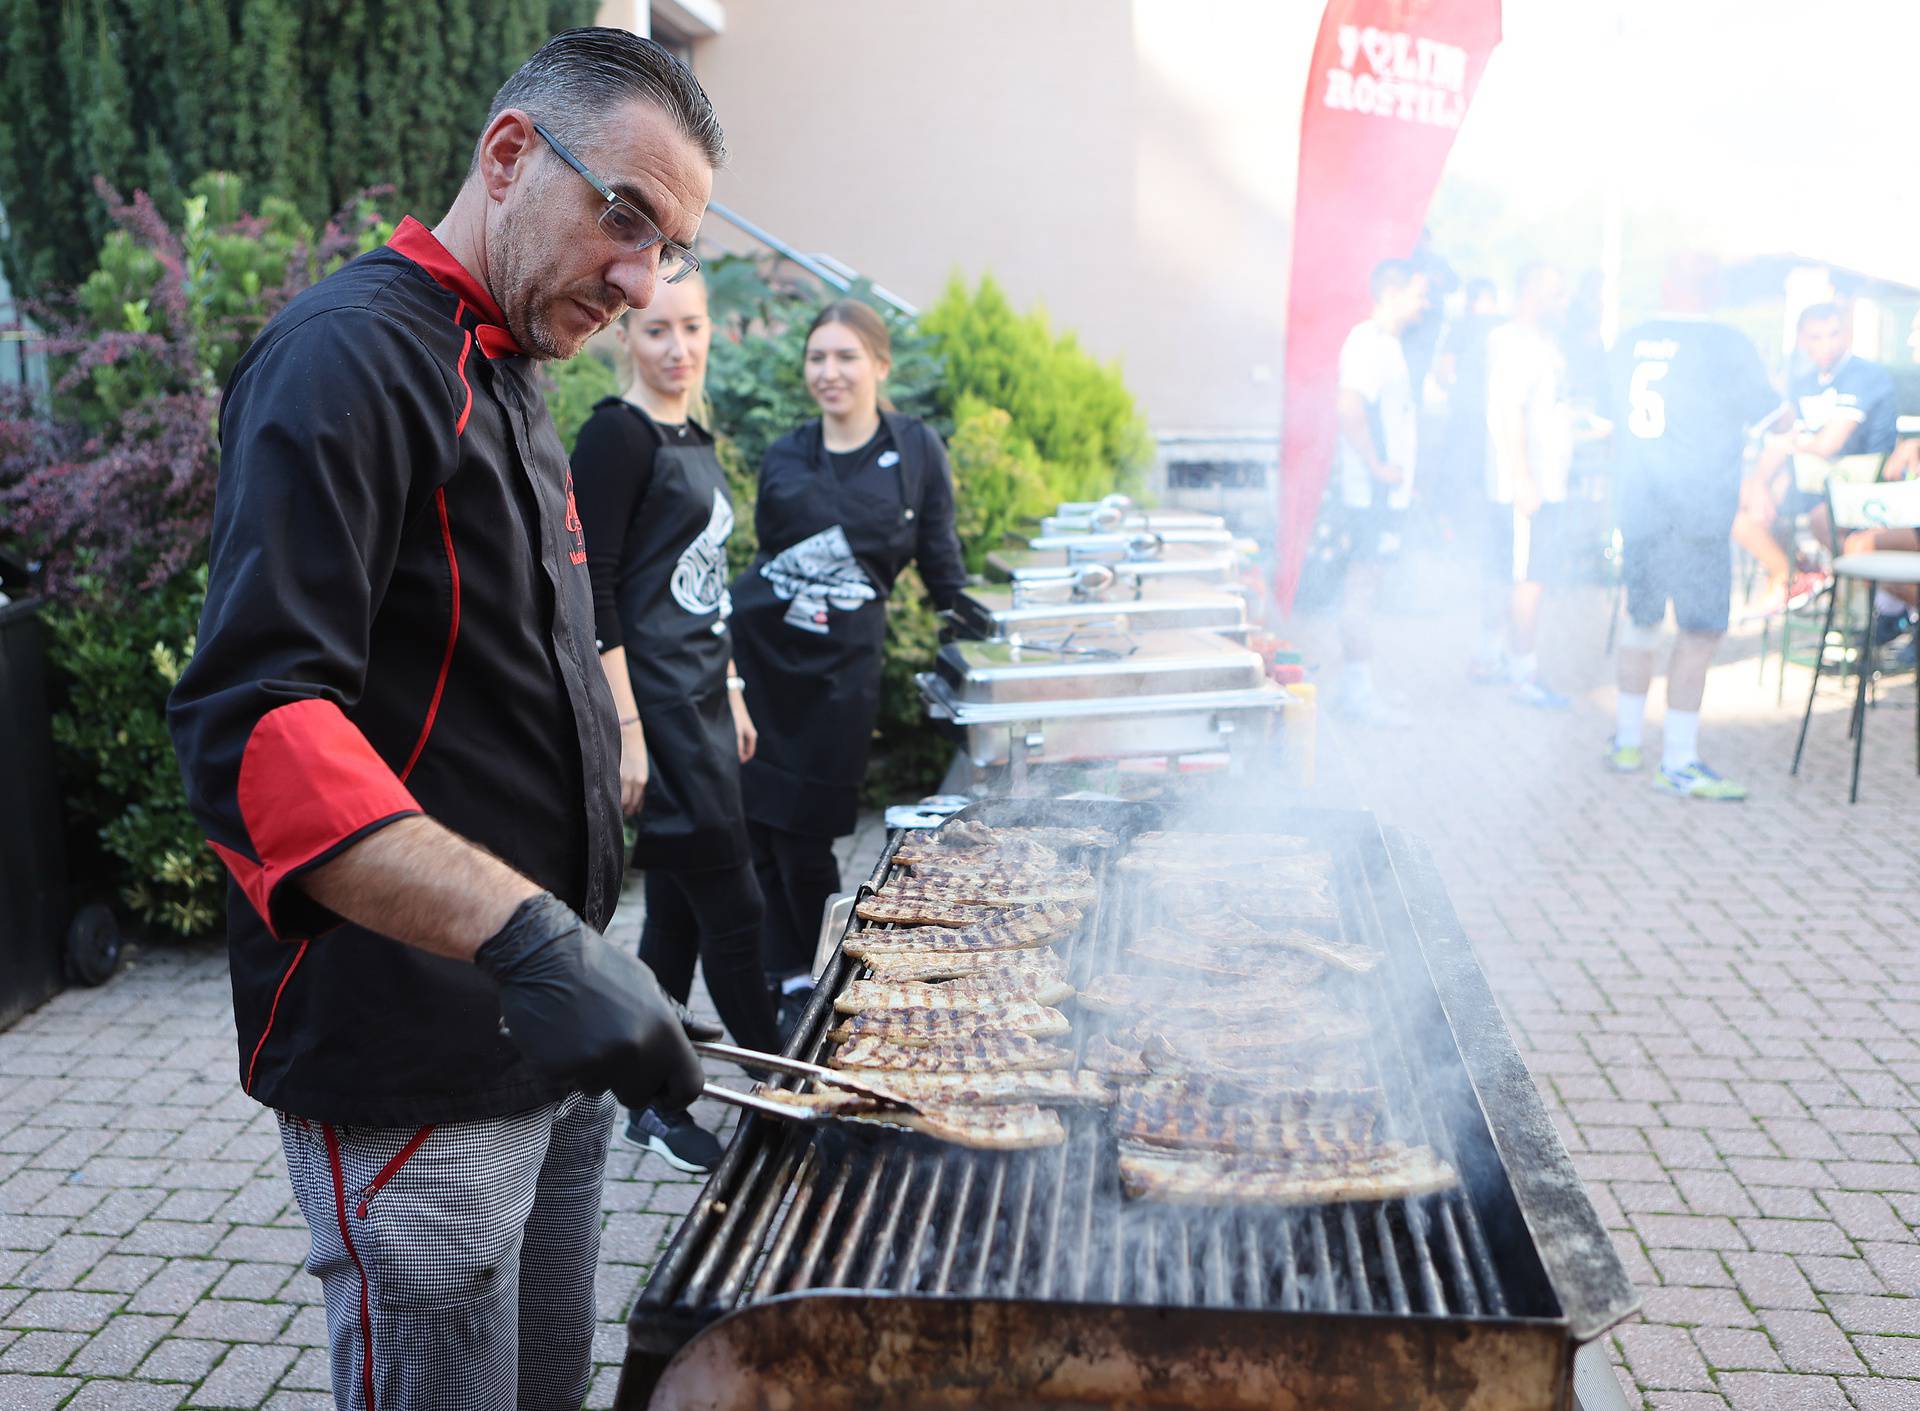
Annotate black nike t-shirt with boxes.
[1611,317,1781,534]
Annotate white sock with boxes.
[1615,692,1647,750]
[1875,589,1909,618]
[1477,627,1505,661]
[1346,662,1375,698]
[1509,652,1539,684]
[1663,709,1700,773]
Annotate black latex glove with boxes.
[475,893,704,1111]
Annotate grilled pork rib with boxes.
[843,902,1082,950]
[839,1070,1114,1108]
[827,1001,1071,1043]
[859,948,1068,985]
[753,1089,1066,1149]
[830,1031,1072,1072]
[1118,1143,1459,1206]
[1112,1082,1384,1157]
[836,969,1077,1013]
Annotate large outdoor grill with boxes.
[618,801,1638,1410]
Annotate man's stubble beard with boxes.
[492,201,573,362]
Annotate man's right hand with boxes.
[474,893,703,1111]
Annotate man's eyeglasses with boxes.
[532,121,700,285]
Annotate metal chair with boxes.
[1791,477,1920,801]
[1761,453,1886,703]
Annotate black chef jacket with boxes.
[167,216,623,1127]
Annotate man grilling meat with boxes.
[166,29,722,1410]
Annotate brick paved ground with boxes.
[3,558,1917,1409]
[1304,556,1920,1411]
[0,820,885,1410]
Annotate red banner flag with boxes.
[1273,0,1502,612]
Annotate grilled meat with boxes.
[901,820,1116,857]
[860,947,1067,986]
[830,1031,1072,1072]
[1078,973,1318,1023]
[1084,1034,1149,1078]
[1157,877,1339,924]
[753,1089,1065,1150]
[1121,931,1327,987]
[1112,1082,1384,1157]
[1175,916,1381,974]
[1136,1012,1372,1072]
[864,872,1097,911]
[1118,1143,1459,1206]
[835,970,1076,1013]
[843,902,1082,951]
[828,1001,1071,1043]
[892,834,1060,874]
[837,1070,1114,1108]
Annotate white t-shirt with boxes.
[1484,322,1575,505]
[1336,319,1417,510]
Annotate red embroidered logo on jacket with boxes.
[563,472,588,566]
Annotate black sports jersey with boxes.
[1612,317,1780,532]
[1790,355,1897,459]
[167,217,623,1125]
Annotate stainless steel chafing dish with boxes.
[1041,493,1226,536]
[915,627,1289,784]
[951,574,1249,642]
[985,540,1243,586]
[932,627,1263,703]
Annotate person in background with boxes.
[571,272,779,1174]
[1607,256,1787,800]
[1733,302,1897,616]
[730,301,967,1029]
[1429,277,1501,531]
[1333,257,1430,728]
[1472,262,1575,708]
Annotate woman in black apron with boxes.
[729,300,967,1021]
[571,273,778,1173]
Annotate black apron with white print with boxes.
[731,415,928,838]
[615,413,748,869]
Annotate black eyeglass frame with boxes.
[531,120,700,284]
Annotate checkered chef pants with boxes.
[278,1089,617,1410]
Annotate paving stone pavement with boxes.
[1299,558,1920,1411]
[0,819,885,1410]
[4,560,1918,1409]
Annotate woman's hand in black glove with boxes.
[475,893,704,1111]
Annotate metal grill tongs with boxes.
[692,1039,923,1128]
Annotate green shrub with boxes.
[542,347,619,453]
[945,395,1053,576]
[921,275,1150,504]
[45,566,222,940]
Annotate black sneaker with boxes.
[623,1107,724,1173]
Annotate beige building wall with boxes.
[663,0,1312,436]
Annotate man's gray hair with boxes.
[483,27,725,168]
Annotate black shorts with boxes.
[1344,503,1407,562]
[1623,526,1732,634]
[1483,501,1572,586]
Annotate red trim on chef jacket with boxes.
[387,216,522,359]
[211,699,418,934]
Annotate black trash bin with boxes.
[0,560,71,1027]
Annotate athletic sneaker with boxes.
[1654,761,1748,801]
[1603,739,1643,772]
[624,1107,724,1173]
[1510,678,1570,710]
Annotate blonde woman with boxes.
[728,300,967,1022]
[570,273,774,1172]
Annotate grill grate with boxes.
[647,813,1556,1327]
